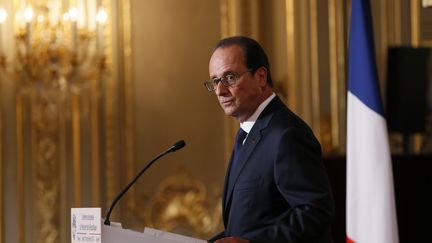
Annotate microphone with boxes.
[170,140,186,152]
[104,140,186,225]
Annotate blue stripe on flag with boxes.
[348,0,384,116]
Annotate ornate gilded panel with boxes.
[0,57,3,243]
[0,0,119,242]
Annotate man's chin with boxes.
[220,104,241,118]
[222,108,236,117]
[223,110,241,120]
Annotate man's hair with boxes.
[215,36,273,87]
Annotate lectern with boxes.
[71,208,206,243]
[102,223,206,243]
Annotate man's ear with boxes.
[255,67,268,87]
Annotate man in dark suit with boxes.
[204,36,334,243]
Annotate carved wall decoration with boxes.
[31,94,61,243]
[144,170,222,238]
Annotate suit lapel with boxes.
[223,97,284,216]
[224,128,262,210]
[222,150,235,226]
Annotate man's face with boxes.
[209,45,265,122]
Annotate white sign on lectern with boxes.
[71,208,102,243]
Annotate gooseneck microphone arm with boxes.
[104,140,186,225]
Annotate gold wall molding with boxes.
[103,0,117,217]
[392,0,402,45]
[420,0,432,45]
[297,0,312,125]
[72,94,82,207]
[412,0,421,46]
[328,0,347,153]
[91,64,101,206]
[287,0,324,141]
[104,91,123,218]
[376,0,389,85]
[15,94,24,243]
[0,71,3,243]
[220,0,260,39]
[285,0,298,112]
[116,0,136,224]
[220,0,238,38]
[328,0,339,151]
[249,0,261,40]
[309,0,321,141]
[59,94,68,241]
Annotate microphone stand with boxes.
[104,140,186,225]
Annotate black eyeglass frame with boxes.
[204,69,254,92]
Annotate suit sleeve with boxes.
[248,127,335,243]
[208,231,225,242]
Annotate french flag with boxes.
[346,0,399,243]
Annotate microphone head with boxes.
[171,140,186,151]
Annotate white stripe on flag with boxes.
[347,92,399,243]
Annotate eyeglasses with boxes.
[204,69,253,92]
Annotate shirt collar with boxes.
[240,93,276,133]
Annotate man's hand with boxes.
[214,237,250,243]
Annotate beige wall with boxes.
[131,0,224,190]
[126,0,225,234]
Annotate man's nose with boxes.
[215,82,228,95]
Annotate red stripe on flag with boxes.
[346,235,355,243]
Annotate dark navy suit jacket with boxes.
[210,96,334,243]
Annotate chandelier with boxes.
[0,0,108,93]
